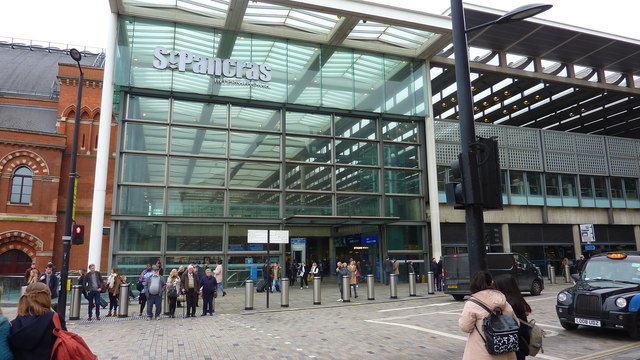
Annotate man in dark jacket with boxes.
[383,256,393,285]
[200,268,218,316]
[180,265,200,318]
[39,263,58,299]
[83,264,103,321]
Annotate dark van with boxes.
[443,252,544,300]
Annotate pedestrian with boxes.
[83,264,103,321]
[383,256,393,285]
[437,257,444,291]
[430,258,439,290]
[201,268,217,316]
[45,262,56,274]
[271,262,281,293]
[144,265,165,320]
[0,288,13,360]
[392,258,399,280]
[348,260,358,298]
[561,257,570,278]
[356,261,362,283]
[288,260,296,287]
[25,269,39,286]
[106,267,122,317]
[23,263,39,286]
[9,282,65,359]
[180,265,200,318]
[458,271,518,360]
[177,265,185,308]
[214,260,227,297]
[156,261,164,276]
[408,260,415,282]
[575,255,586,274]
[38,264,58,301]
[77,268,89,301]
[309,262,319,282]
[298,262,307,289]
[138,263,153,316]
[494,275,532,360]
[336,262,349,301]
[166,269,180,318]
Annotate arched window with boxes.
[10,166,33,204]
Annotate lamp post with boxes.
[449,1,551,277]
[58,48,84,319]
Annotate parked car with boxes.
[556,252,640,339]
[443,252,544,301]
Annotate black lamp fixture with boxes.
[465,3,552,33]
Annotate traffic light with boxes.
[445,151,482,208]
[445,155,465,209]
[71,224,84,245]
[477,137,503,210]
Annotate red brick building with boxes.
[0,42,115,275]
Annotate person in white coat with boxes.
[214,260,227,297]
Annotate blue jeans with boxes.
[146,294,162,318]
[217,283,225,293]
[88,290,101,318]
[271,279,281,292]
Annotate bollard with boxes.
[342,276,351,302]
[162,288,169,315]
[409,272,417,296]
[281,278,289,307]
[550,266,556,284]
[564,264,571,283]
[427,271,435,294]
[366,274,375,300]
[313,276,321,305]
[547,264,552,280]
[389,274,398,299]
[245,280,254,310]
[69,285,82,320]
[118,283,130,318]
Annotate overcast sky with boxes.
[1,0,638,49]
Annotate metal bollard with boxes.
[547,264,552,280]
[69,285,82,320]
[409,272,417,296]
[281,278,289,307]
[427,271,435,294]
[366,274,375,300]
[118,283,130,318]
[313,276,321,305]
[564,264,571,283]
[342,276,351,302]
[389,274,398,299]
[162,288,169,315]
[245,280,254,310]
[550,266,556,284]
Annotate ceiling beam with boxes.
[225,0,249,31]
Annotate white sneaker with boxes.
[306,286,309,289]
[337,298,343,302]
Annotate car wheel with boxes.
[560,321,579,330]
[530,280,542,296]
[452,294,465,301]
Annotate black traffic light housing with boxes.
[477,137,503,210]
[71,224,84,245]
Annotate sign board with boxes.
[362,235,379,245]
[579,224,595,243]
[291,238,306,245]
[247,230,290,244]
[585,245,596,251]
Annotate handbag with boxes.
[177,294,186,302]
[167,287,178,298]
[213,289,218,298]
[468,297,520,355]
[522,319,545,356]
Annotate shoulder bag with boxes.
[468,297,520,355]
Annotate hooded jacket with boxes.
[9,311,66,360]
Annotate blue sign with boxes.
[291,237,306,245]
[362,235,379,245]
[585,245,596,251]
[247,244,264,251]
[346,235,361,246]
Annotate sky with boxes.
[0,0,639,50]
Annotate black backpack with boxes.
[468,297,520,355]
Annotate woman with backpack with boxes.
[458,271,518,360]
[494,275,532,360]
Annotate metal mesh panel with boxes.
[435,143,461,165]
[544,152,577,173]
[476,123,506,144]
[575,134,605,155]
[542,131,575,152]
[507,149,543,171]
[609,157,640,177]
[606,137,638,157]
[505,127,540,148]
[577,155,608,175]
[434,120,460,142]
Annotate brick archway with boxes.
[0,230,44,258]
[0,150,50,176]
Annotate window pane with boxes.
[335,140,378,166]
[171,127,227,156]
[561,174,579,207]
[337,195,380,216]
[386,197,422,220]
[169,158,225,187]
[285,136,331,163]
[118,221,162,251]
[119,186,164,216]
[335,116,376,139]
[229,191,280,218]
[230,106,280,131]
[383,144,418,168]
[127,96,170,122]
[167,223,223,251]
[228,224,279,251]
[384,170,420,194]
[623,178,640,208]
[321,48,354,109]
[285,164,331,191]
[545,174,561,206]
[387,226,422,250]
[353,52,384,112]
[336,168,378,193]
[167,188,224,217]
[286,112,330,136]
[121,154,166,184]
[230,132,280,159]
[382,120,419,143]
[172,100,227,127]
[526,172,544,205]
[510,171,526,205]
[116,256,162,277]
[285,193,332,216]
[124,123,168,152]
[579,176,594,198]
[229,162,280,189]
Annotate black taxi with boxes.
[556,252,640,339]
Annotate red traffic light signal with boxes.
[71,225,84,245]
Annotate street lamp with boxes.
[58,48,84,319]
[449,1,551,277]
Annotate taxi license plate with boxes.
[575,318,601,327]
[448,284,458,289]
